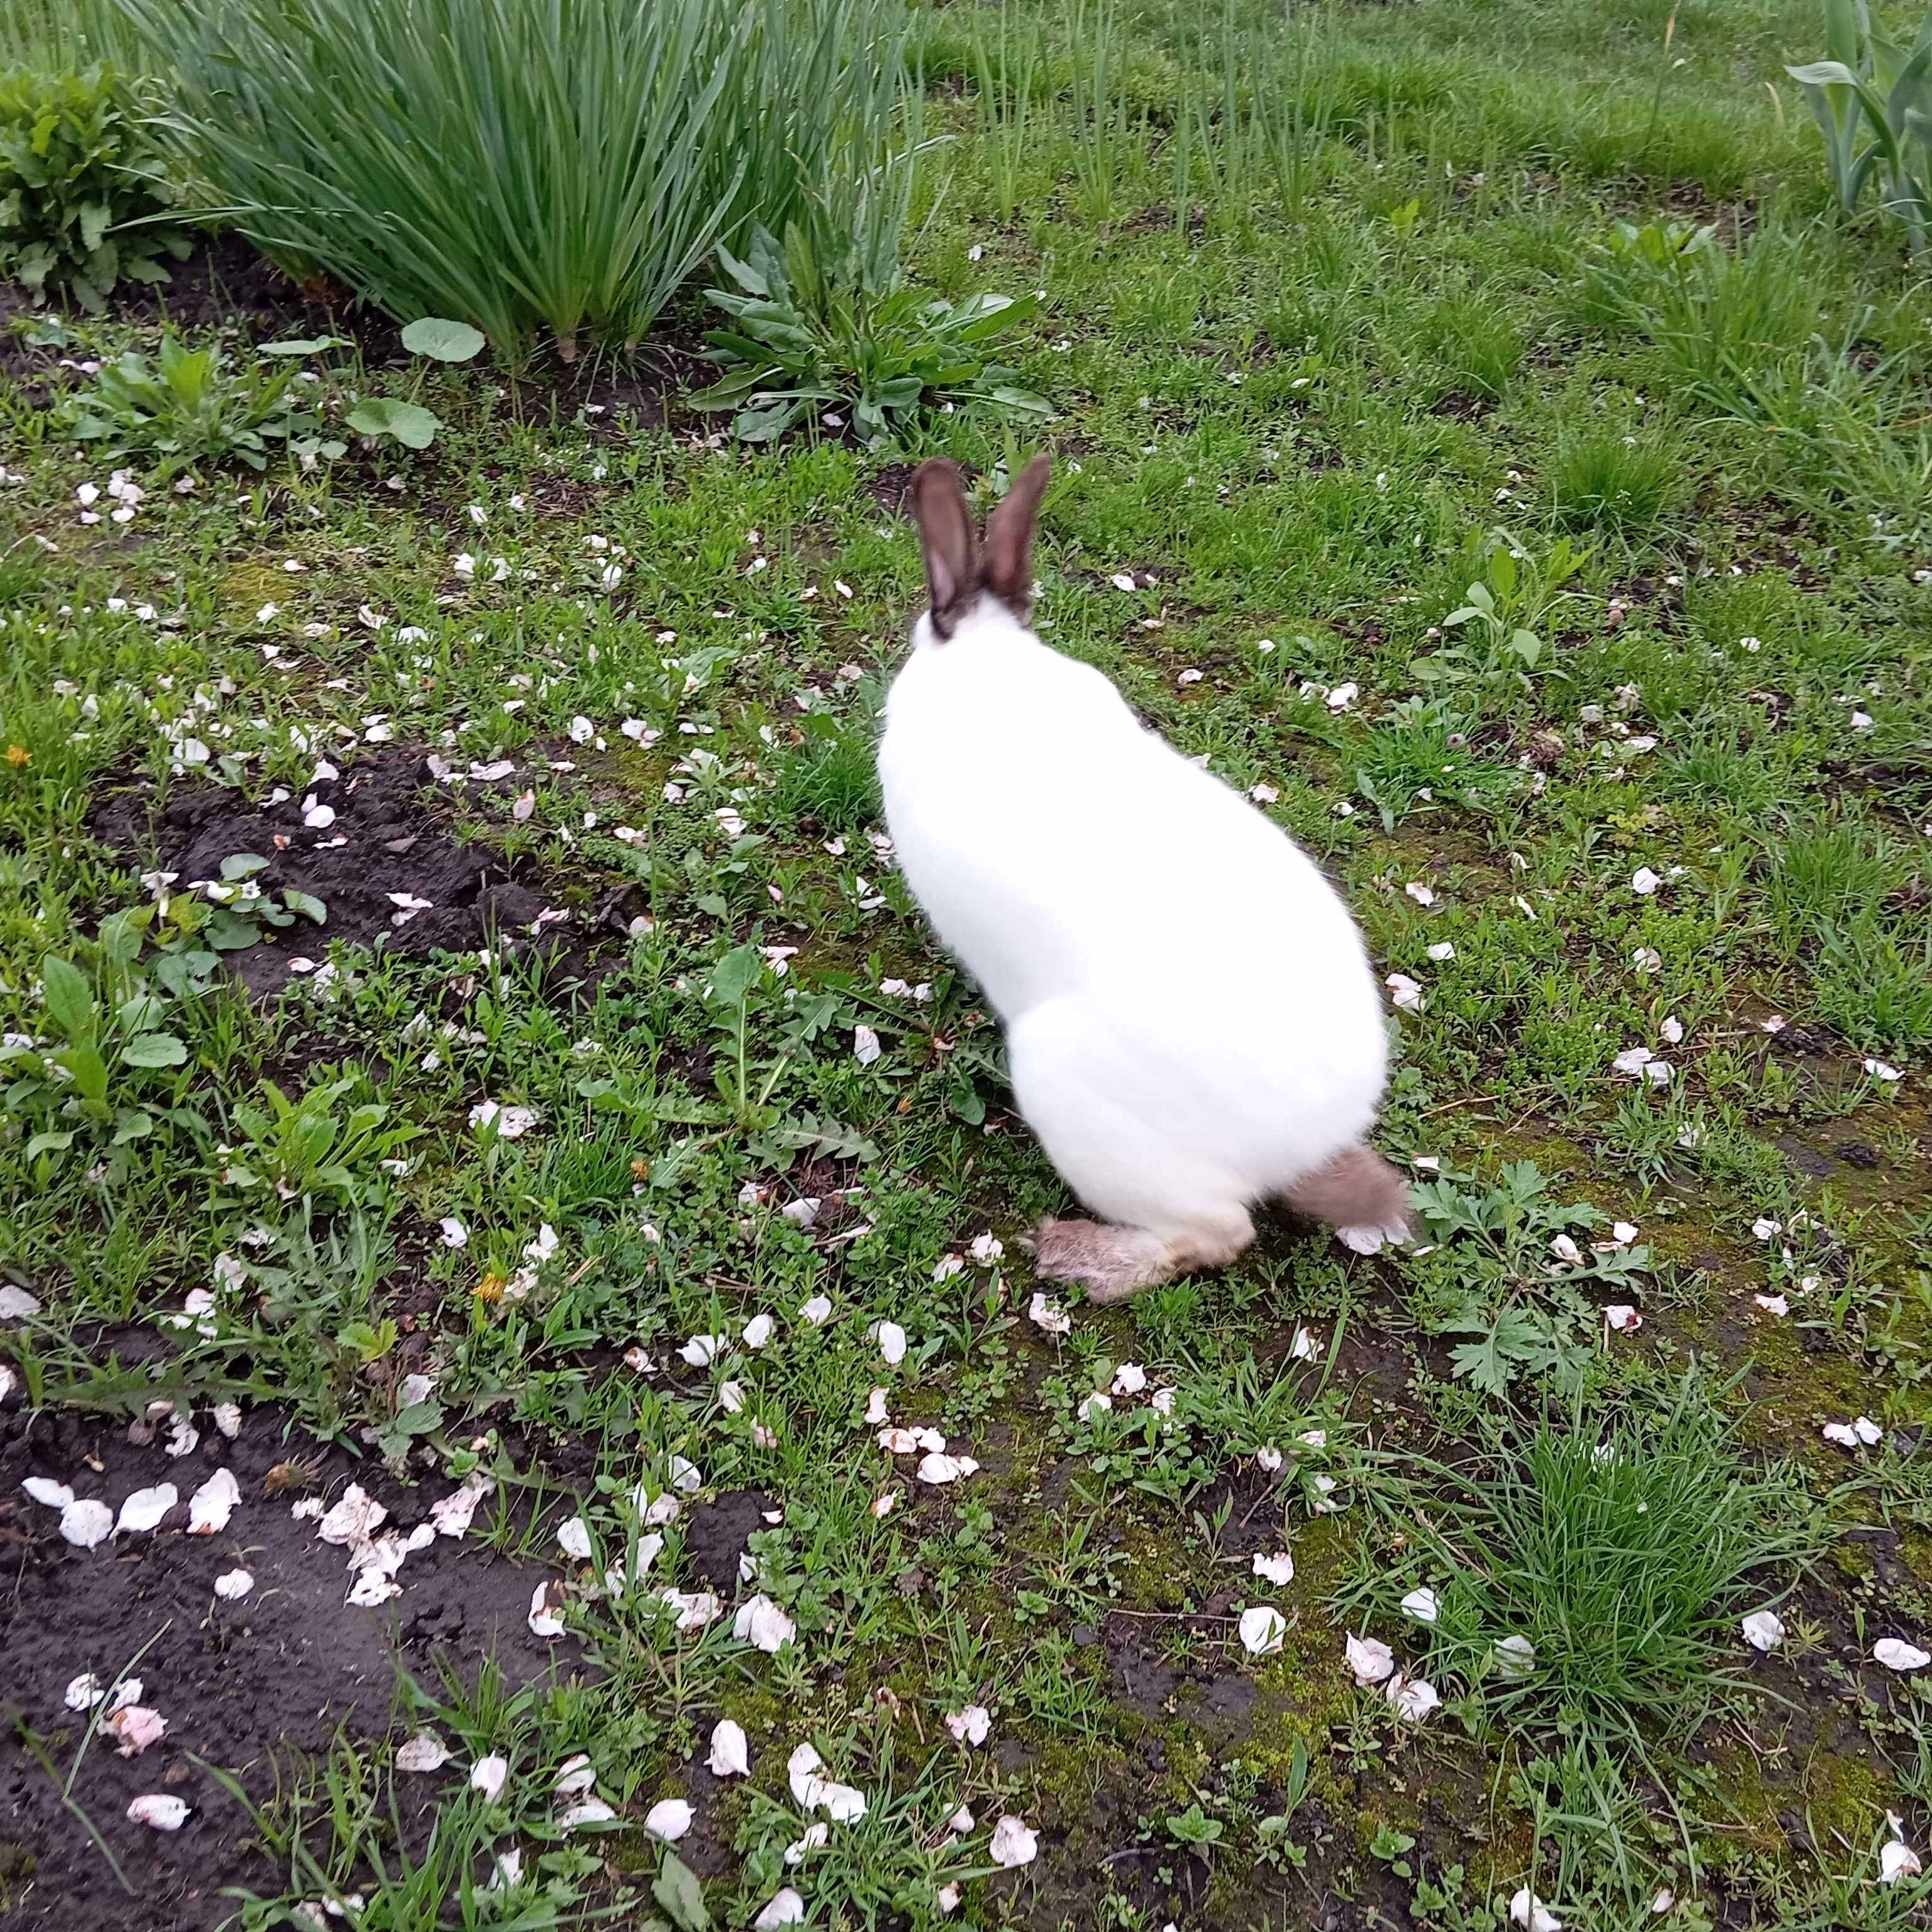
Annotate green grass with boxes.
[109,0,912,362]
[4,0,1932,1926]
[1355,1376,1819,1743]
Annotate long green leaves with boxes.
[110,0,910,364]
[1789,0,1932,251]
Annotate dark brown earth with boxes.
[0,232,704,431]
[91,745,633,995]
[0,1396,577,1932]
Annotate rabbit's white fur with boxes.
[879,461,1401,1296]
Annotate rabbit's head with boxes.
[910,453,1052,648]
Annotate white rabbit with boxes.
[877,455,1410,1302]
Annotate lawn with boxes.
[3,0,1931,1928]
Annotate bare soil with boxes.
[0,1398,576,1932]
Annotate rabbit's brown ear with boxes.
[982,453,1052,621]
[911,458,979,638]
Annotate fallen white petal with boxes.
[1253,1552,1295,1586]
[1028,1292,1071,1336]
[60,1499,114,1548]
[558,1799,615,1832]
[318,1484,387,1546]
[1883,1839,1923,1883]
[128,1794,191,1831]
[1875,1638,1931,1672]
[23,1477,74,1509]
[528,1582,568,1638]
[64,1673,104,1711]
[1386,1673,1440,1721]
[214,1568,254,1601]
[1401,1586,1440,1624]
[707,1719,750,1778]
[876,1321,907,1365]
[470,1754,508,1800]
[107,1705,167,1755]
[1741,1610,1785,1652]
[1241,1605,1287,1655]
[1510,1887,1562,1932]
[989,1814,1039,1868]
[347,1567,402,1607]
[784,1822,829,1865]
[188,1468,241,1534]
[733,1594,796,1653]
[821,1780,867,1823]
[116,1484,177,1534]
[645,1798,693,1841]
[755,1888,807,1929]
[557,1516,593,1561]
[917,1452,975,1485]
[1494,1634,1537,1679]
[945,1704,992,1746]
[787,1743,824,1804]
[397,1732,452,1773]
[1346,1633,1394,1684]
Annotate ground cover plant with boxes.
[2,0,1931,1928]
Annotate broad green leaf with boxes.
[39,953,94,1044]
[282,888,328,924]
[61,1040,109,1108]
[1786,58,1862,86]
[708,944,763,1006]
[123,1033,188,1069]
[401,316,486,362]
[221,852,271,880]
[26,1129,75,1160]
[258,335,349,355]
[346,397,440,448]
[652,1853,710,1932]
[206,908,262,950]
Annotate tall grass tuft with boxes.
[110,0,910,364]
[1350,1374,1817,1748]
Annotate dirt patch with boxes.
[1,234,697,430]
[92,745,631,995]
[0,1399,579,1932]
[682,1489,776,1598]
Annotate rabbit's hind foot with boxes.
[1027,1209,1253,1304]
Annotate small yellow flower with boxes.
[629,1157,651,1182]
[5,744,30,767]
[474,1270,506,1304]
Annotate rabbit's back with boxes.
[879,611,1384,1057]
